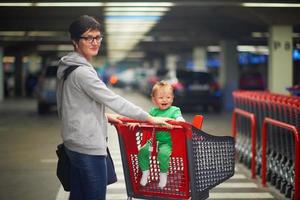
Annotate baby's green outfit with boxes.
[138,106,183,173]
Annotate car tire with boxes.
[202,104,209,112]
[213,105,222,113]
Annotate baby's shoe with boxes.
[140,170,149,186]
[158,173,167,188]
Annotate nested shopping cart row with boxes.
[232,91,300,200]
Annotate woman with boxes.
[56,15,171,200]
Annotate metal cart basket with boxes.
[110,116,235,200]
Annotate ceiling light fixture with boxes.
[0,3,32,6]
[237,45,269,54]
[35,2,103,7]
[37,45,73,51]
[0,31,66,37]
[0,31,26,36]
[242,3,300,7]
[105,11,165,16]
[104,2,173,63]
[105,2,174,7]
[105,7,170,12]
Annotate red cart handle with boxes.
[108,115,204,129]
[108,117,190,130]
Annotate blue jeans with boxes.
[65,147,107,200]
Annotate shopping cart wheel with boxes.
[291,190,294,200]
[271,173,277,185]
[266,170,272,182]
[280,180,287,194]
[245,155,251,169]
[238,152,244,163]
[284,184,292,198]
[275,177,282,189]
[256,163,261,176]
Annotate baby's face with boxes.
[152,88,174,110]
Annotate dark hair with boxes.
[69,15,101,41]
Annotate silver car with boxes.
[36,65,58,114]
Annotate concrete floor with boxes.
[0,88,288,200]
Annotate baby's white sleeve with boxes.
[176,116,185,121]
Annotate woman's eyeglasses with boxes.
[79,36,103,43]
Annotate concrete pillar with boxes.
[153,58,162,70]
[0,47,3,101]
[165,54,178,71]
[14,52,24,97]
[193,46,207,71]
[220,40,238,110]
[268,25,293,94]
[142,61,150,69]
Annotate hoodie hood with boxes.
[57,52,93,79]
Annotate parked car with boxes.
[170,69,222,112]
[136,68,158,96]
[36,65,58,114]
[286,84,300,96]
[239,72,265,90]
[109,68,138,89]
[150,68,222,112]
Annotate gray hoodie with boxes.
[57,52,149,155]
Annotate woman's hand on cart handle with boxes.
[106,113,123,124]
[147,116,173,129]
[128,123,140,130]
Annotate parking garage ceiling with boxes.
[0,0,300,62]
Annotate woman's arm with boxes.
[106,113,123,124]
[146,116,173,129]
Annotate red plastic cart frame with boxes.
[232,108,257,179]
[109,116,204,200]
[192,115,204,129]
[261,117,299,200]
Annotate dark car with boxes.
[170,69,222,112]
[239,72,265,90]
[36,65,58,114]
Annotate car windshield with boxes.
[176,70,213,84]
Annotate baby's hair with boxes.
[151,80,174,97]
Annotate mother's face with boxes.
[74,29,102,61]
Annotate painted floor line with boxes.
[55,186,69,200]
[210,192,274,199]
[106,193,128,200]
[107,182,126,189]
[230,174,247,179]
[40,158,57,163]
[216,182,258,188]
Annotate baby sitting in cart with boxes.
[138,81,185,188]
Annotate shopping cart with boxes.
[109,115,235,200]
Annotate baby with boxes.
[138,80,184,188]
